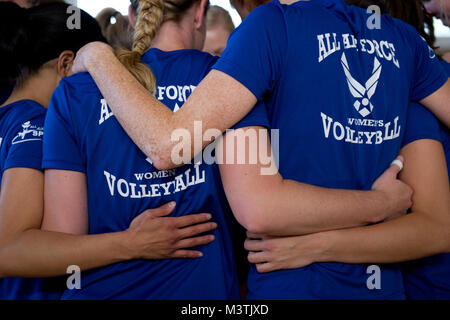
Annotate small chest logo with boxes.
[12,121,43,145]
[341,52,382,118]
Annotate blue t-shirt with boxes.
[213,0,447,299]
[43,48,269,300]
[402,61,450,300]
[0,100,62,300]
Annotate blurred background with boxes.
[69,0,450,53]
[75,0,242,26]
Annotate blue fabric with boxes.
[213,0,447,299]
[0,99,62,300]
[43,48,269,300]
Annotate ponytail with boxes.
[116,0,164,94]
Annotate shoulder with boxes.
[245,1,286,23]
[58,72,100,96]
[185,49,219,67]
[1,101,46,130]
[51,73,102,116]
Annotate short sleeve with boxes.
[43,82,86,173]
[212,3,288,100]
[408,27,448,101]
[402,102,441,148]
[232,100,270,130]
[4,114,45,172]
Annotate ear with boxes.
[57,50,75,78]
[194,0,208,30]
[128,4,136,29]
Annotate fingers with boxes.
[178,222,217,239]
[246,232,265,239]
[248,251,270,264]
[176,235,216,249]
[244,239,266,252]
[146,202,176,218]
[391,156,404,172]
[171,250,204,259]
[255,263,278,274]
[173,213,212,228]
[377,156,404,181]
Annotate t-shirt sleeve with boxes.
[4,113,45,172]
[42,81,86,173]
[212,3,288,100]
[407,26,448,101]
[402,102,441,148]
[232,100,270,130]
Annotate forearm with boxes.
[85,49,175,167]
[253,179,389,236]
[0,229,133,278]
[317,211,450,264]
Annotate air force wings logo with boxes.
[341,52,382,118]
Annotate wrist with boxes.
[368,190,390,223]
[311,231,334,263]
[114,230,139,261]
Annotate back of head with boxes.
[96,8,133,50]
[206,5,235,33]
[230,0,270,18]
[0,2,105,87]
[346,0,437,49]
[118,0,205,94]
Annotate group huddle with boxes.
[0,0,449,300]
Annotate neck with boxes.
[1,73,55,109]
[151,20,195,51]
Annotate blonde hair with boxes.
[117,0,201,94]
[206,5,234,34]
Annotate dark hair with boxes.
[96,8,133,50]
[0,2,105,86]
[346,0,437,50]
[230,0,270,12]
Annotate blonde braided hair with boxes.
[116,0,203,94]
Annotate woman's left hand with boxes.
[244,232,325,273]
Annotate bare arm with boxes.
[246,139,450,272]
[420,79,450,128]
[73,44,450,171]
[218,127,412,236]
[0,168,216,278]
[73,43,260,170]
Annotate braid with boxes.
[133,0,164,55]
[117,0,203,93]
[115,0,164,94]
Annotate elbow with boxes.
[233,205,272,235]
[145,144,178,171]
[152,158,176,171]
